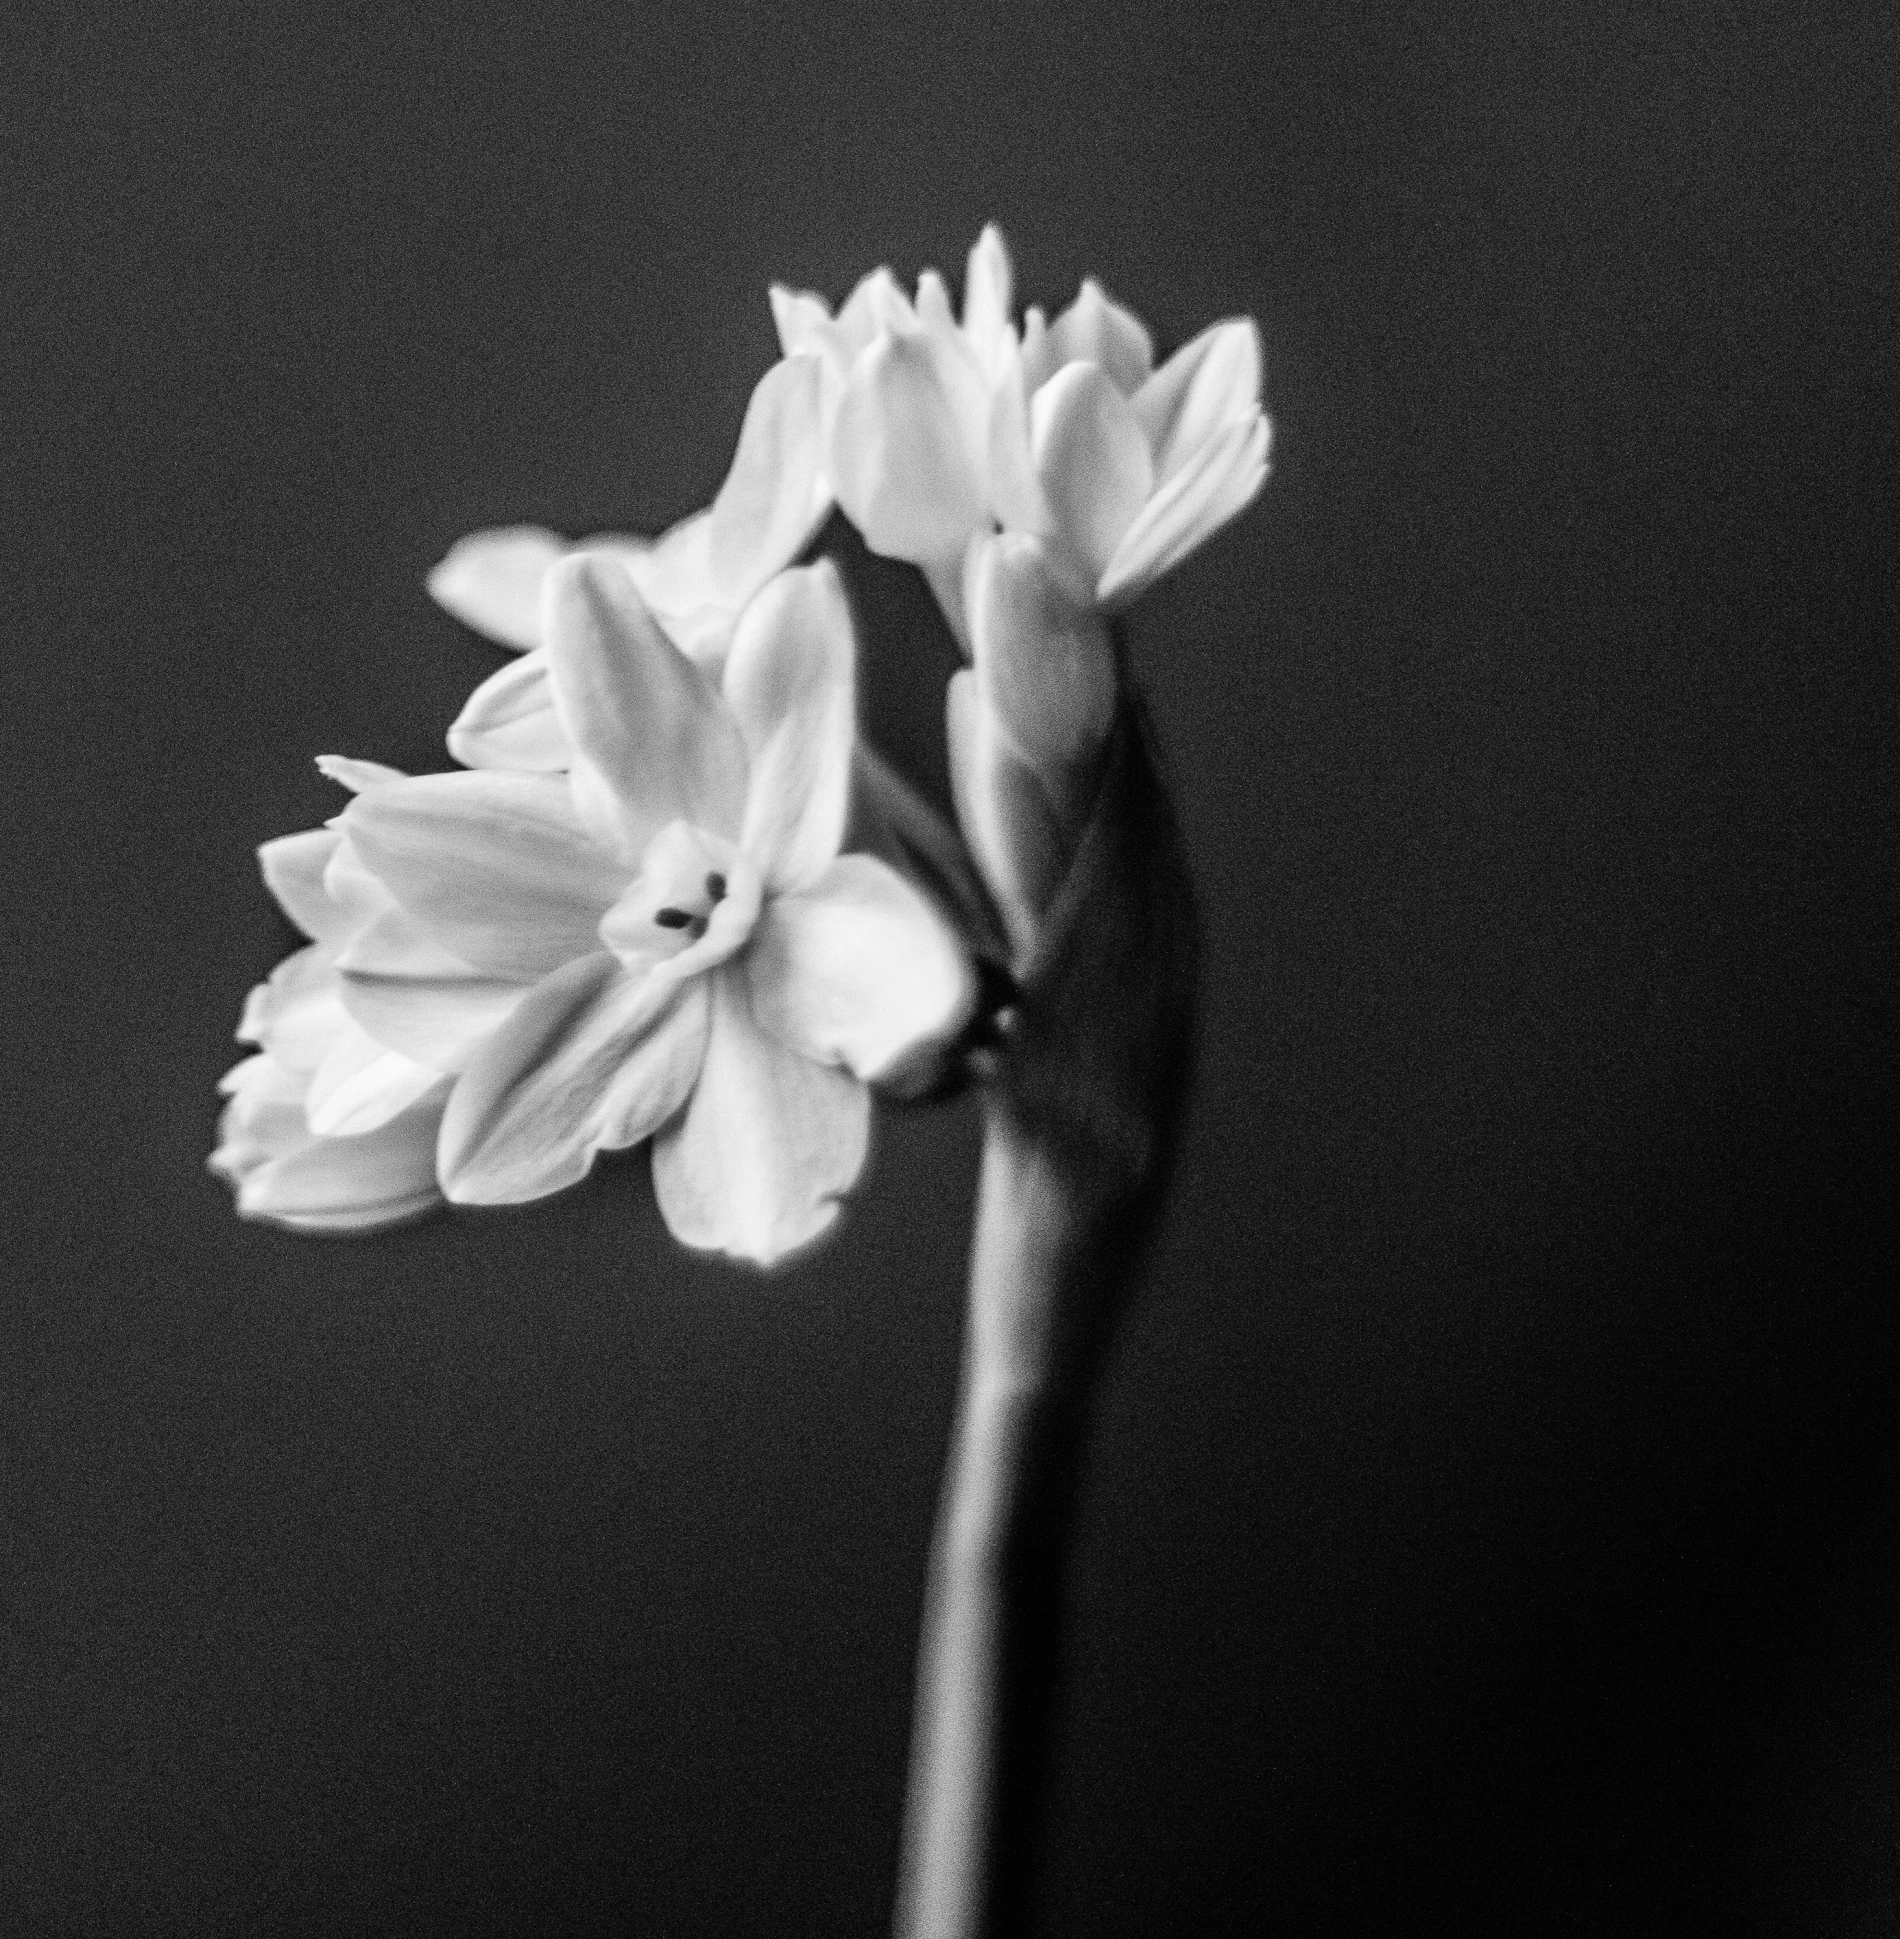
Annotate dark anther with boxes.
[654,907,693,930]
[705,872,728,902]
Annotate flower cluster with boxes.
[213,226,1267,1262]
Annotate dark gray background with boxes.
[5,3,1897,1933]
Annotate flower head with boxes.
[340,555,973,1263]
[823,225,1269,614]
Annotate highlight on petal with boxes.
[339,969,530,1075]
[315,756,406,793]
[1030,361,1155,586]
[965,532,1115,809]
[341,769,627,982]
[438,952,710,1205]
[947,668,1069,961]
[544,552,748,862]
[707,354,830,608]
[259,827,345,943]
[1044,277,1154,397]
[650,967,870,1265]
[331,903,478,981]
[212,1055,447,1233]
[1096,409,1269,609]
[1131,316,1262,486]
[770,285,834,360]
[723,561,856,892]
[831,328,992,563]
[427,526,567,652]
[306,1018,446,1137]
[961,224,1016,384]
[747,854,974,1082]
[446,649,571,772]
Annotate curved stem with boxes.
[892,1113,1099,1939]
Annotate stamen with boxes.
[654,907,693,930]
[705,872,727,902]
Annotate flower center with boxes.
[599,824,760,976]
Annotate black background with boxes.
[5,4,1898,1933]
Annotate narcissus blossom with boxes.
[822,224,1268,615]
[430,348,832,771]
[210,814,453,1231]
[341,555,973,1263]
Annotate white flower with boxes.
[824,224,1269,615]
[210,816,452,1231]
[428,347,833,771]
[340,555,974,1264]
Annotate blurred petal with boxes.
[915,268,956,336]
[1046,277,1154,396]
[946,668,1068,960]
[708,355,830,607]
[446,648,571,771]
[427,526,566,651]
[1019,305,1057,391]
[439,952,709,1205]
[322,837,397,936]
[770,285,834,359]
[1097,411,1269,608]
[962,224,1015,382]
[315,756,406,793]
[965,532,1115,808]
[748,854,973,1081]
[832,329,991,563]
[258,828,344,943]
[240,944,347,1071]
[341,770,626,981]
[333,904,479,980]
[723,562,855,892]
[545,553,748,862]
[306,1018,445,1136]
[1131,316,1262,485]
[340,970,528,1074]
[626,510,714,619]
[213,1063,447,1233]
[650,967,869,1264]
[986,338,1052,539]
[1031,362,1154,584]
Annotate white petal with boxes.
[438,952,710,1205]
[322,837,398,938]
[831,329,991,564]
[213,1063,447,1233]
[707,355,830,608]
[1045,277,1154,396]
[723,562,856,893]
[315,756,406,793]
[770,285,835,360]
[426,526,566,652]
[625,510,714,620]
[333,904,479,980]
[544,553,748,863]
[239,944,348,1071]
[961,224,1015,382]
[1031,362,1155,587]
[1131,317,1262,485]
[946,669,1067,962]
[340,769,626,981]
[446,648,571,772]
[747,854,973,1081]
[258,828,345,943]
[1096,410,1269,609]
[340,970,529,1074]
[306,1018,446,1136]
[965,532,1115,809]
[986,337,1052,540]
[650,967,869,1265]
